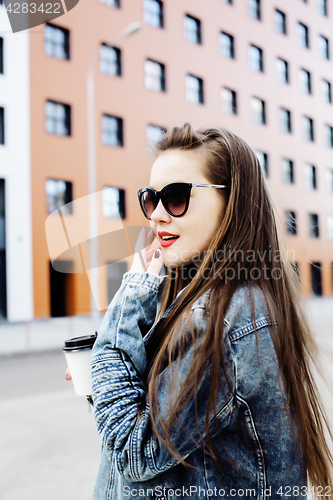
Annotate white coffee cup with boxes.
[63,334,97,396]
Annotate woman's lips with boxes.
[160,237,179,247]
[158,231,180,248]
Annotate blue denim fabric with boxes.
[91,272,306,500]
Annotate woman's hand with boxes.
[129,227,164,276]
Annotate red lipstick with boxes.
[158,231,180,248]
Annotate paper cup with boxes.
[63,334,97,396]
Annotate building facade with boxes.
[1,0,333,320]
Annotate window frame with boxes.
[99,43,121,76]
[185,74,204,104]
[248,0,261,21]
[299,68,312,94]
[309,213,320,238]
[251,97,266,125]
[276,58,289,84]
[298,22,309,48]
[303,116,315,142]
[286,211,297,236]
[282,158,295,184]
[45,178,73,214]
[45,100,71,137]
[44,22,70,60]
[184,14,202,44]
[249,44,264,72]
[101,114,124,147]
[280,108,292,133]
[275,9,287,35]
[219,32,235,59]
[0,37,3,74]
[221,87,237,115]
[144,59,166,92]
[102,186,126,219]
[143,0,164,28]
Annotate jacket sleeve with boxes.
[91,271,235,482]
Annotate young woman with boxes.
[91,124,333,500]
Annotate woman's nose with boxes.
[150,199,172,223]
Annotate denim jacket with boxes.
[91,272,306,500]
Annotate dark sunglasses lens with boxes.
[140,190,157,218]
[163,184,189,216]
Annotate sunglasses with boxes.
[137,182,228,220]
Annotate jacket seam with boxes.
[229,318,270,342]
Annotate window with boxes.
[319,36,330,59]
[221,88,237,114]
[325,124,333,148]
[299,69,312,94]
[99,44,121,76]
[146,124,165,152]
[251,97,266,124]
[186,75,204,104]
[220,0,232,3]
[298,23,309,48]
[143,0,163,28]
[327,215,333,241]
[276,58,289,83]
[102,115,123,146]
[318,0,328,16]
[280,108,292,133]
[255,151,269,177]
[303,116,314,141]
[0,38,3,74]
[275,10,286,34]
[0,107,4,145]
[321,80,332,103]
[184,15,201,44]
[45,179,73,214]
[99,0,120,6]
[219,32,235,58]
[286,211,297,235]
[102,186,125,219]
[326,169,333,194]
[248,0,261,20]
[44,23,70,60]
[45,101,71,136]
[282,159,294,183]
[144,59,166,92]
[311,262,322,296]
[309,214,319,238]
[249,45,263,72]
[304,164,317,189]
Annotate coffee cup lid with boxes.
[63,333,97,352]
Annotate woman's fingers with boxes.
[146,248,164,275]
[65,367,72,381]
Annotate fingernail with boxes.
[154,249,160,258]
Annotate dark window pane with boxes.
[143,0,163,28]
[184,15,201,44]
[46,179,73,214]
[286,211,297,235]
[45,101,71,136]
[102,115,123,146]
[44,23,70,60]
[99,44,121,76]
[0,108,4,145]
[0,38,3,74]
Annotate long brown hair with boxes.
[143,123,333,488]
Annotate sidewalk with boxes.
[0,296,331,357]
